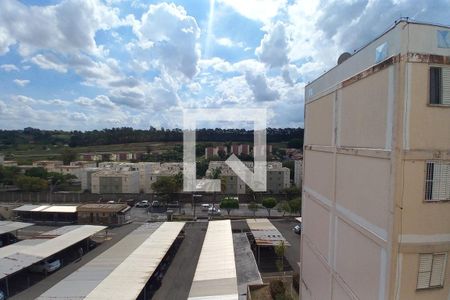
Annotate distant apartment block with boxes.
[301,21,450,300]
[32,160,63,170]
[80,152,143,162]
[294,159,302,189]
[230,144,251,156]
[205,146,228,159]
[91,170,139,194]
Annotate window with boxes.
[429,66,450,105]
[417,253,447,289]
[425,161,450,201]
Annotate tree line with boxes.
[0,127,304,148]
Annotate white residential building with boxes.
[91,170,139,194]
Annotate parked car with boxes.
[29,258,61,273]
[293,224,302,235]
[208,207,221,216]
[0,289,5,300]
[167,201,180,208]
[107,200,115,204]
[201,204,211,211]
[136,200,150,208]
[151,200,160,208]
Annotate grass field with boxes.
[3,141,288,163]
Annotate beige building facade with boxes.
[91,170,139,194]
[301,21,450,300]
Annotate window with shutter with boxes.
[429,66,450,105]
[417,252,447,289]
[425,161,450,201]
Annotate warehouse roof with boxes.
[37,223,165,299]
[13,205,78,213]
[0,221,34,235]
[77,203,129,213]
[246,218,290,247]
[0,225,105,280]
[188,220,238,300]
[84,221,185,300]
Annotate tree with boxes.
[283,186,300,200]
[220,197,239,216]
[61,148,78,165]
[275,240,286,272]
[279,200,291,216]
[152,176,181,194]
[262,197,277,216]
[287,138,302,148]
[25,167,48,179]
[47,172,76,192]
[15,175,48,192]
[0,166,21,185]
[248,201,259,217]
[196,159,209,178]
[288,198,301,214]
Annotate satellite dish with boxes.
[337,52,352,65]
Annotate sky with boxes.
[0,0,449,131]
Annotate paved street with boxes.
[151,222,207,300]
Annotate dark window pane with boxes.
[429,67,442,104]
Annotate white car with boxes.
[136,200,149,208]
[201,204,212,211]
[29,258,61,273]
[208,206,221,216]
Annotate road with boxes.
[271,218,301,274]
[151,222,207,300]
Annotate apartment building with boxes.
[301,21,450,300]
[294,159,303,189]
[205,146,228,159]
[267,163,290,193]
[80,167,100,192]
[91,170,139,194]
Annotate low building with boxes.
[32,160,63,170]
[70,161,97,168]
[50,165,83,179]
[294,159,303,188]
[91,170,139,194]
[13,205,78,224]
[2,161,18,167]
[77,204,131,226]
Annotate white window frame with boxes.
[424,161,450,202]
[429,65,450,106]
[417,252,447,290]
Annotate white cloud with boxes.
[217,0,287,24]
[245,71,279,102]
[0,0,125,56]
[215,37,244,48]
[31,54,68,73]
[13,79,30,87]
[133,2,201,79]
[0,64,19,72]
[256,22,289,68]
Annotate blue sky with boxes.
[0,0,449,130]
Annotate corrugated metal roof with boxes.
[13,205,78,213]
[246,219,290,247]
[0,239,47,259]
[188,220,238,300]
[84,222,185,300]
[0,225,105,279]
[37,223,163,300]
[0,221,34,235]
[77,203,129,213]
